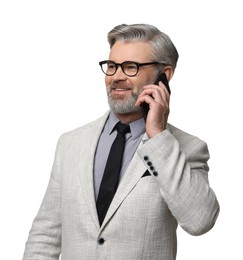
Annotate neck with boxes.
[114,110,143,124]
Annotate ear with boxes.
[163,66,174,81]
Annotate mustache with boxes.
[109,83,132,89]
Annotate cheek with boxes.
[105,76,111,86]
[132,79,146,94]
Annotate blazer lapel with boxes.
[100,141,147,231]
[78,112,109,230]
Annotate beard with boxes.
[107,84,142,114]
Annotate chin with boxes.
[108,88,143,114]
[108,99,140,114]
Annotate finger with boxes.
[158,81,170,105]
[142,85,168,105]
[135,93,154,106]
[143,82,169,96]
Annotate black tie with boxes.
[96,122,130,226]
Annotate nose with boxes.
[113,65,127,81]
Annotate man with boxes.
[23,23,219,260]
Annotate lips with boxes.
[112,88,131,91]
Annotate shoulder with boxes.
[167,123,209,157]
[57,111,110,145]
[167,123,206,145]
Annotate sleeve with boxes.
[23,136,64,260]
[137,129,220,236]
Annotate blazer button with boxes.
[150,166,155,171]
[153,171,158,177]
[98,237,105,245]
[147,161,152,166]
[144,156,149,161]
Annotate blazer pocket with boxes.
[141,170,151,178]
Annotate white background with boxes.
[1,0,242,259]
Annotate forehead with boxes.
[109,41,153,62]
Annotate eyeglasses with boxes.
[99,60,165,77]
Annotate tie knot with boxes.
[116,122,130,135]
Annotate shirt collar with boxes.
[107,111,146,140]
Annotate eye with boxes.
[107,62,116,70]
[124,62,137,71]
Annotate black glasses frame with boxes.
[99,60,166,77]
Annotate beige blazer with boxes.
[23,112,219,260]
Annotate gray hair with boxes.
[107,23,179,71]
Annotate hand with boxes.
[135,81,170,138]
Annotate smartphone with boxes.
[140,73,170,121]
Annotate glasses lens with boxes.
[101,61,116,75]
[123,62,138,76]
[100,61,140,76]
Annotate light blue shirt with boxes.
[94,111,146,199]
